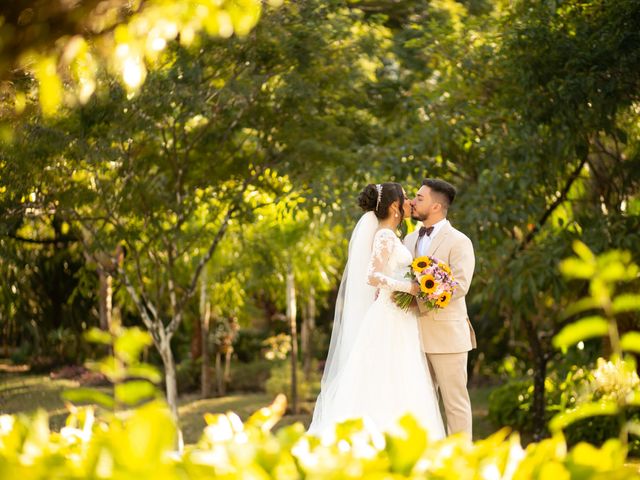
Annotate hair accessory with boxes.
[375,184,383,211]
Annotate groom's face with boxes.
[411,186,438,222]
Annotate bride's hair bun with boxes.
[357,182,405,220]
[357,184,379,212]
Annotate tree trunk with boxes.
[532,351,548,441]
[201,307,211,398]
[286,264,298,413]
[191,313,202,361]
[301,286,316,381]
[2,312,8,357]
[199,274,211,398]
[159,337,179,421]
[522,314,548,440]
[215,351,224,396]
[98,271,112,331]
[224,349,232,389]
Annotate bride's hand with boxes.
[410,282,420,296]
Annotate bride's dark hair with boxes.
[358,183,405,220]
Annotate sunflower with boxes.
[435,291,452,308]
[412,256,431,273]
[419,274,437,294]
[438,262,452,275]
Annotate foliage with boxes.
[228,359,273,393]
[176,357,202,393]
[0,395,637,479]
[62,325,162,411]
[488,370,640,456]
[0,0,377,416]
[0,235,97,366]
[2,0,640,447]
[550,242,640,445]
[234,330,271,363]
[488,380,545,434]
[490,243,640,454]
[0,0,270,119]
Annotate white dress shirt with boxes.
[416,218,448,257]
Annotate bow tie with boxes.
[418,226,434,238]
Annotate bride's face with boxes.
[401,190,412,219]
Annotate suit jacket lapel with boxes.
[427,222,452,257]
[410,232,420,258]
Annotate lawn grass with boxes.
[0,372,83,431]
[2,369,497,444]
[178,386,497,444]
[470,385,495,440]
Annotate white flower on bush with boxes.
[589,357,640,404]
[0,415,14,436]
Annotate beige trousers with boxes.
[426,352,472,437]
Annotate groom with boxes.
[404,178,476,437]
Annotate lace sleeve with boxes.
[367,230,414,293]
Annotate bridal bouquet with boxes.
[393,256,458,311]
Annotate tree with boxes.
[307,0,640,437]
[1,0,388,418]
[0,0,265,118]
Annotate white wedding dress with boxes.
[308,215,445,440]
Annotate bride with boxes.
[308,182,445,439]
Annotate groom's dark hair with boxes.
[422,178,456,208]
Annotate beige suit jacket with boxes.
[404,221,477,354]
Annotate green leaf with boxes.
[34,57,63,116]
[275,422,306,450]
[84,328,112,345]
[246,394,287,432]
[626,392,640,407]
[62,388,115,409]
[561,297,601,320]
[118,401,177,468]
[572,240,595,263]
[620,332,640,354]
[127,364,162,383]
[385,414,428,476]
[114,327,152,364]
[96,357,126,382]
[612,294,640,314]
[549,400,618,433]
[598,261,627,282]
[626,421,640,437]
[114,380,156,406]
[559,258,594,279]
[552,316,608,350]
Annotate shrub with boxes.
[228,359,273,392]
[488,380,537,433]
[176,357,202,393]
[265,361,320,402]
[488,372,640,456]
[0,397,637,479]
[564,412,640,456]
[233,330,270,363]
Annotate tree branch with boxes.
[166,174,257,337]
[3,232,77,245]
[510,154,588,259]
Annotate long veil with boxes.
[308,211,378,432]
